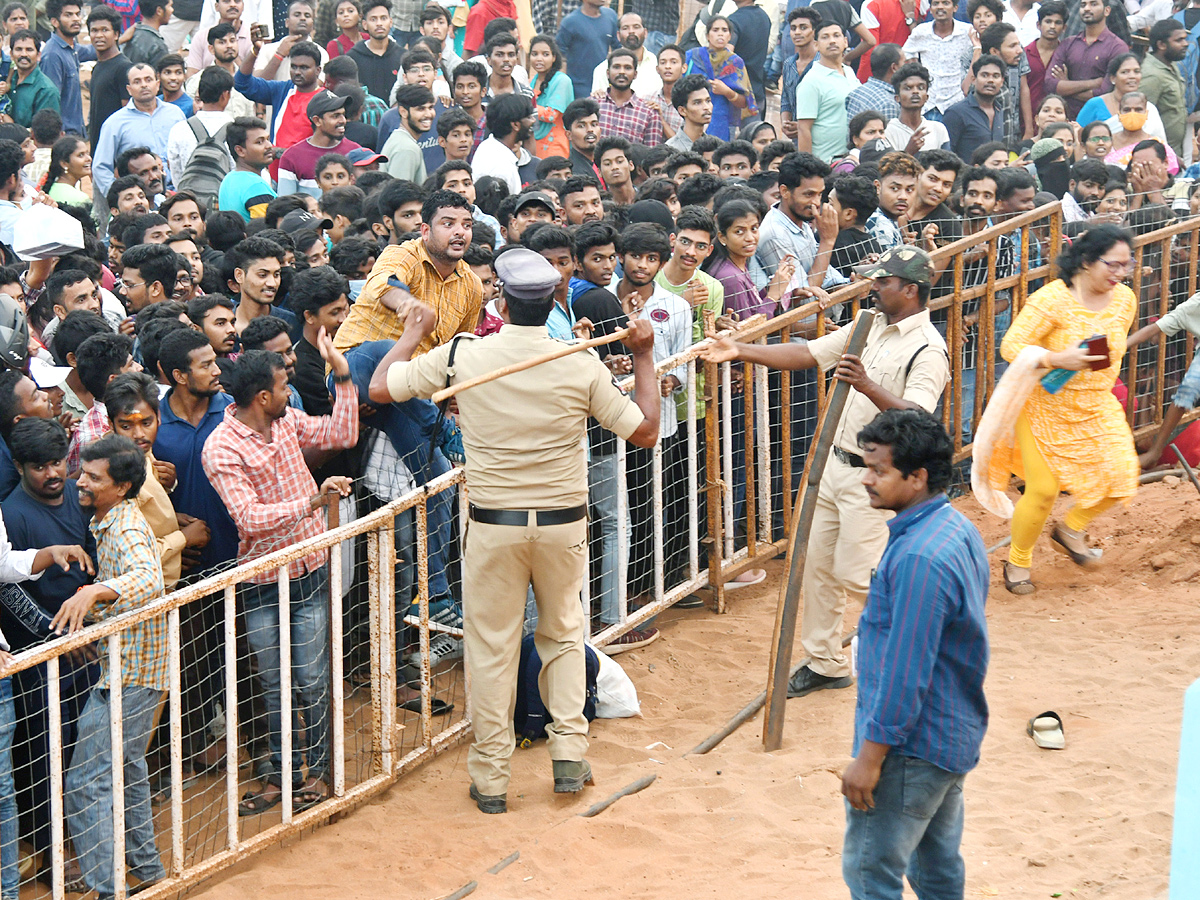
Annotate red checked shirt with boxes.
[201,381,358,583]
[596,90,664,147]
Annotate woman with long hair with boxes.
[1033,93,1068,132]
[986,225,1139,593]
[528,34,571,159]
[1077,53,1168,145]
[740,120,777,157]
[684,16,756,140]
[43,135,91,208]
[702,199,795,320]
[833,111,886,173]
[324,0,362,57]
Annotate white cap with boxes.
[28,357,70,390]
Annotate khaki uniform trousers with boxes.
[800,453,892,678]
[463,514,589,795]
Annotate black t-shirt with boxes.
[293,336,332,416]
[728,5,772,110]
[347,40,406,105]
[571,285,628,457]
[345,120,379,151]
[909,202,963,247]
[830,227,881,280]
[90,54,133,152]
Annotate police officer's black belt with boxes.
[468,504,588,526]
[833,447,865,468]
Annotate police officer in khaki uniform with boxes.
[368,248,662,813]
[702,246,950,698]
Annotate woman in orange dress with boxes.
[529,34,571,160]
[988,224,1140,593]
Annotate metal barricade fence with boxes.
[7,201,1200,898]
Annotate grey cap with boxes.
[279,209,333,235]
[494,247,562,300]
[306,90,348,119]
[513,191,556,215]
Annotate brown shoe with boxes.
[604,627,659,655]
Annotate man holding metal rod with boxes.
[368,248,661,814]
[700,247,949,701]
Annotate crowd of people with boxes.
[0,0,1193,895]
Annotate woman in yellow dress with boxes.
[989,224,1140,593]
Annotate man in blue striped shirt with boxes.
[840,408,989,900]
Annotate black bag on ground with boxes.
[514,632,599,745]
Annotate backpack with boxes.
[514,632,600,746]
[176,117,231,209]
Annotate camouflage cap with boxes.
[853,246,934,287]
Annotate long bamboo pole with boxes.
[430,327,632,403]
[762,312,873,752]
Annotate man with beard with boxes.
[907,149,962,247]
[115,147,168,205]
[592,12,661,97]
[187,0,252,75]
[187,295,238,358]
[381,84,434,182]
[1061,158,1109,223]
[183,25,255,118]
[39,0,96,137]
[2,417,97,892]
[558,175,604,227]
[943,56,1006,178]
[201,338,356,817]
[866,152,922,252]
[253,0,328,82]
[563,98,601,176]
[153,327,239,575]
[700,247,948,702]
[334,190,483,629]
[219,116,276,222]
[757,151,841,290]
[278,91,361,197]
[666,74,712,153]
[470,93,534,194]
[235,34,326,172]
[1042,0,1128,118]
[94,64,186,200]
[1138,19,1188,159]
[595,48,663,146]
[226,236,292,333]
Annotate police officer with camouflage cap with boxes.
[367,247,663,813]
[702,245,949,698]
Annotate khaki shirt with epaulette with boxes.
[807,308,950,455]
[385,324,646,508]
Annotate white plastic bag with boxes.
[594,648,640,718]
[12,204,85,261]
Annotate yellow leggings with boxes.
[1009,415,1119,568]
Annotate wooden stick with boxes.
[439,881,477,900]
[762,312,873,752]
[487,852,519,874]
[430,327,632,403]
[578,774,657,818]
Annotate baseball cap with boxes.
[347,148,387,166]
[306,90,349,119]
[627,199,674,232]
[513,191,556,215]
[28,356,71,390]
[279,210,334,235]
[853,246,934,286]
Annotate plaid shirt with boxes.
[361,91,389,128]
[92,498,167,690]
[334,239,484,356]
[597,91,665,147]
[845,77,901,121]
[634,0,679,36]
[202,381,358,583]
[68,401,110,475]
[647,89,684,136]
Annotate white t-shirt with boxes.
[470,135,528,194]
[884,117,952,153]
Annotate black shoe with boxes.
[469,783,507,814]
[786,665,853,698]
[552,759,594,793]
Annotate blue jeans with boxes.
[240,567,331,787]
[843,754,967,900]
[340,341,454,600]
[65,684,165,900]
[588,453,624,626]
[646,30,674,55]
[0,679,17,900]
[1175,350,1200,410]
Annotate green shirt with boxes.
[1140,52,1187,159]
[655,268,725,421]
[794,62,857,163]
[10,66,60,128]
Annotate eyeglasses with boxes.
[1098,257,1134,274]
[1086,135,1111,144]
[120,279,145,291]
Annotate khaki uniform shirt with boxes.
[807,308,950,454]
[385,324,645,508]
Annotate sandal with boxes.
[1050,524,1103,568]
[725,569,766,591]
[400,696,454,715]
[238,782,284,817]
[292,778,329,813]
[1003,561,1036,595]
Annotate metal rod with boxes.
[109,633,126,900]
[278,566,292,824]
[168,606,184,876]
[224,584,238,849]
[47,655,64,900]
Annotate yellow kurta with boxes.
[987,278,1139,508]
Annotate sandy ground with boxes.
[191,480,1199,900]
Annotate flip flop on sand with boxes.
[725,569,766,590]
[1027,711,1065,750]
